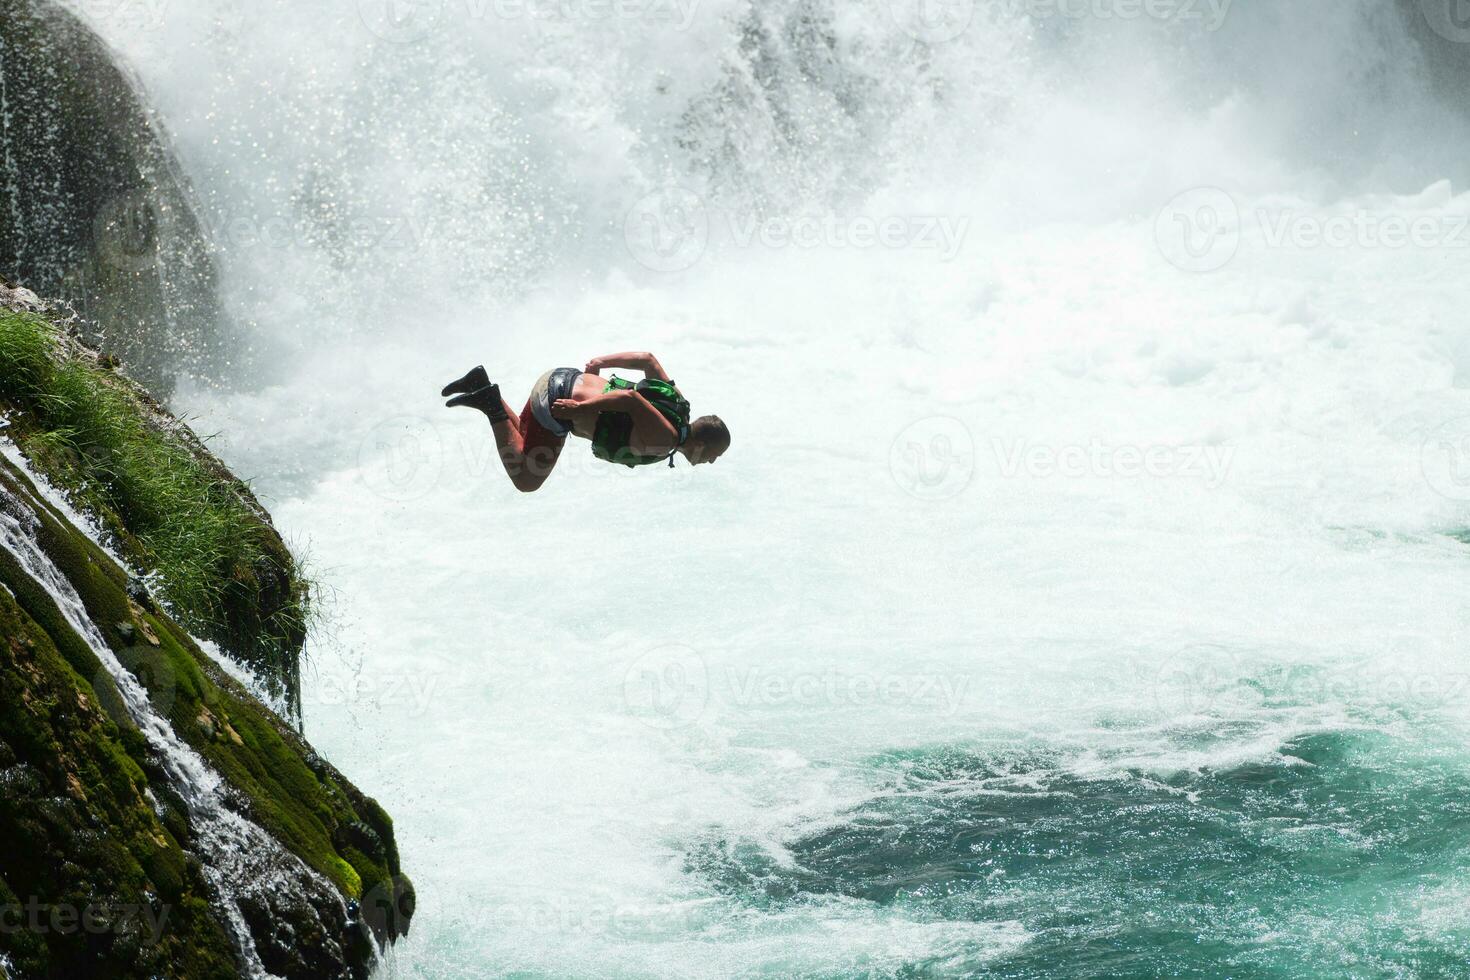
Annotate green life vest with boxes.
[592,377,692,468]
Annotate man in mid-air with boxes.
[442,352,730,493]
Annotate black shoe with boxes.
[441,365,490,398]
[446,383,508,422]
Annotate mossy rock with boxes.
[0,307,307,718]
[0,570,239,978]
[0,300,412,975]
[0,0,228,392]
[0,452,412,976]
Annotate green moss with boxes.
[0,309,310,717]
[0,453,410,946]
[327,857,363,899]
[0,579,239,977]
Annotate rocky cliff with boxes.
[0,0,227,393]
[0,288,413,979]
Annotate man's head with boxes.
[683,415,730,465]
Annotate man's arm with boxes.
[554,390,677,451]
[584,351,670,382]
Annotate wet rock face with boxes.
[0,0,225,393]
[1397,0,1470,94]
[0,446,412,979]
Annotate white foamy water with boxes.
[60,0,1470,974]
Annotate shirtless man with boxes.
[441,352,730,493]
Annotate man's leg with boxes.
[446,370,565,492]
[498,401,565,493]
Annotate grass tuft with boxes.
[0,310,310,721]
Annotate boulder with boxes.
[0,0,227,393]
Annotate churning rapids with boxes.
[59,0,1470,975]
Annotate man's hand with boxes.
[584,352,669,382]
[552,398,583,415]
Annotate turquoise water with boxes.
[692,725,1470,977]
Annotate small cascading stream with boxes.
[0,457,365,980]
